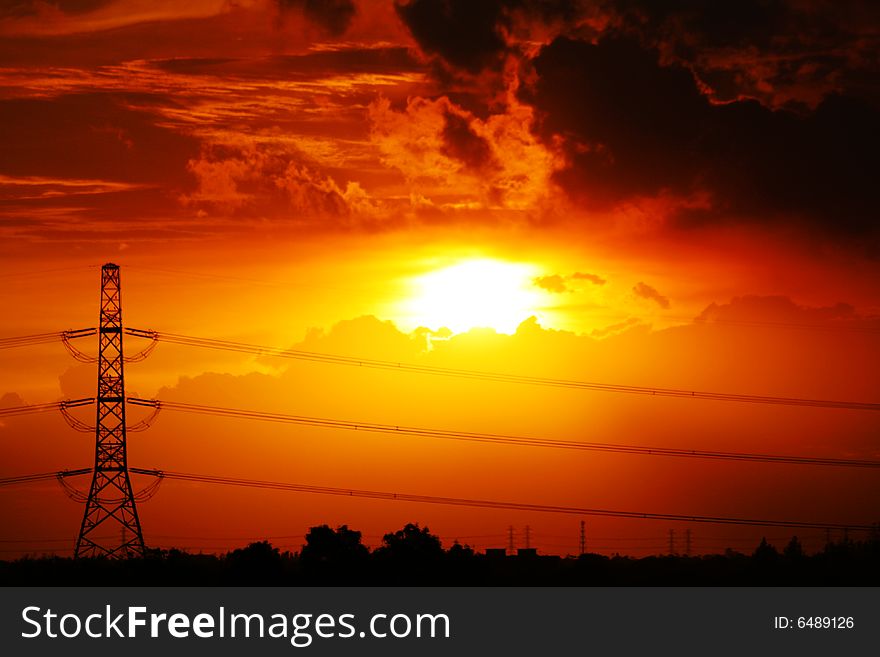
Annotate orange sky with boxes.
[1,0,879,559]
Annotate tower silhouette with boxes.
[75,263,145,558]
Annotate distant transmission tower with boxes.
[668,529,676,555]
[685,529,692,556]
[75,263,145,558]
[579,520,586,555]
[508,525,515,554]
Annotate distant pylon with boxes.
[75,263,145,558]
[579,520,586,555]
[508,525,515,554]
[668,529,676,555]
[524,525,531,549]
[685,529,692,556]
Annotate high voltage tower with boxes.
[75,264,145,558]
[0,262,878,558]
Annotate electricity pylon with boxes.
[75,263,145,558]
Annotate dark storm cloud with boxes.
[602,0,880,107]
[607,0,793,51]
[521,34,879,242]
[0,93,200,185]
[695,92,878,234]
[394,0,509,73]
[441,109,496,172]
[523,36,703,203]
[392,0,878,244]
[394,0,586,73]
[395,0,878,108]
[278,0,357,36]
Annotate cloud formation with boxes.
[393,0,879,248]
[633,281,670,309]
[278,0,357,36]
[572,271,605,285]
[183,146,385,225]
[603,0,880,109]
[534,271,607,294]
[533,274,567,293]
[368,94,559,211]
[522,34,879,244]
[0,0,239,37]
[0,0,876,251]
[394,0,589,73]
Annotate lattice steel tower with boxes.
[75,263,145,558]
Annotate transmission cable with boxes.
[125,329,879,412]
[0,332,66,350]
[0,468,90,487]
[130,467,874,532]
[0,398,92,420]
[128,398,880,469]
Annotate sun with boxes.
[402,259,545,334]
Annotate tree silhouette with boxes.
[380,523,443,559]
[783,536,804,560]
[753,537,778,561]
[373,523,443,582]
[1,530,880,585]
[301,524,368,582]
[226,540,282,583]
[448,540,474,558]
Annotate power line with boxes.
[0,398,94,420]
[0,472,61,486]
[0,468,90,487]
[128,467,875,532]
[0,328,95,352]
[0,332,65,350]
[128,398,880,469]
[0,402,64,418]
[0,537,75,543]
[3,326,876,411]
[125,329,880,412]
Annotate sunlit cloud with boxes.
[368,93,561,211]
[0,0,254,37]
[633,282,671,310]
[0,175,148,199]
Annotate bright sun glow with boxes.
[404,259,544,334]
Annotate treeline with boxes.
[2,523,879,586]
